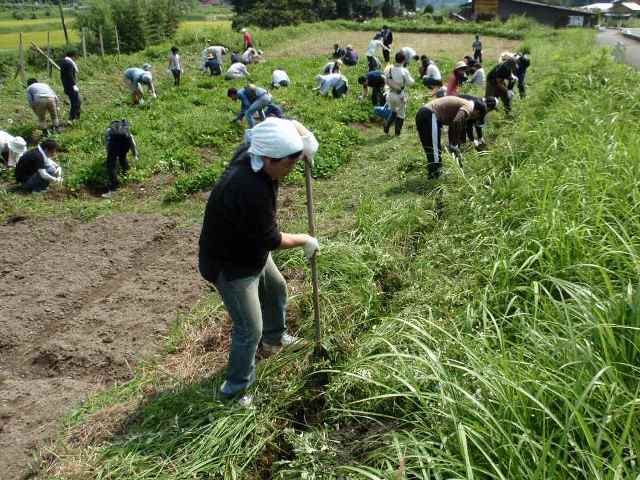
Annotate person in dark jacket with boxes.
[198,117,319,407]
[60,50,81,121]
[332,43,346,59]
[358,71,386,106]
[14,139,63,192]
[102,119,138,198]
[515,49,531,98]
[459,94,498,148]
[486,53,517,112]
[381,25,393,63]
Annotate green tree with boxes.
[145,0,168,44]
[111,0,146,53]
[74,0,116,52]
[400,0,416,10]
[165,0,182,38]
[382,0,396,17]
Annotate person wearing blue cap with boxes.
[123,64,156,105]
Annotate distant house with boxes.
[581,0,640,25]
[471,0,597,26]
[610,0,640,16]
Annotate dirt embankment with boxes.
[0,213,205,479]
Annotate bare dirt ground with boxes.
[271,31,520,63]
[0,213,205,479]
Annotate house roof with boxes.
[582,2,613,11]
[619,2,640,10]
[510,0,597,15]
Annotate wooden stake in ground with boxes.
[57,1,69,46]
[30,42,61,71]
[99,27,105,57]
[115,26,121,56]
[47,31,52,79]
[82,28,87,59]
[18,32,25,84]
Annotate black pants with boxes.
[171,68,181,86]
[517,72,526,98]
[423,77,442,89]
[383,45,391,62]
[371,86,385,106]
[474,49,482,63]
[205,61,221,76]
[107,149,130,191]
[367,56,379,72]
[65,88,81,120]
[416,107,442,179]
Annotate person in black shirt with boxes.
[332,43,346,59]
[102,120,138,198]
[515,49,531,98]
[15,139,63,192]
[358,71,386,106]
[486,55,517,112]
[60,50,81,121]
[199,117,319,406]
[381,25,393,63]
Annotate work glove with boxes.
[73,85,79,92]
[507,90,514,100]
[303,236,319,259]
[54,176,64,184]
[301,132,319,169]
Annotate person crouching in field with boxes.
[198,117,319,408]
[0,131,27,169]
[225,62,250,81]
[26,78,60,136]
[459,94,498,149]
[123,64,156,105]
[228,85,273,128]
[415,95,497,179]
[314,73,349,98]
[60,50,81,121]
[446,61,469,96]
[168,46,183,86]
[358,70,386,106]
[486,53,517,112]
[271,68,290,88]
[15,139,63,192]
[204,52,222,76]
[383,51,415,136]
[322,59,342,75]
[102,120,138,198]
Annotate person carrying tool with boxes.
[198,116,319,407]
[60,50,81,121]
[123,64,156,105]
[381,25,393,63]
[358,70,386,106]
[472,34,483,63]
[486,53,517,112]
[14,138,63,192]
[26,78,60,136]
[102,119,138,198]
[228,85,273,127]
[0,130,27,169]
[415,95,497,179]
[446,61,469,96]
[383,51,415,136]
[366,33,390,72]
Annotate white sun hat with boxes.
[248,118,304,159]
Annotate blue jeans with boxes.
[23,172,50,192]
[245,94,272,127]
[213,254,288,396]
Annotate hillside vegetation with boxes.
[0,18,638,480]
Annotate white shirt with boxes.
[242,48,256,64]
[400,47,417,64]
[168,53,181,71]
[318,73,347,96]
[384,65,415,93]
[227,62,248,77]
[425,63,441,81]
[470,68,486,85]
[272,69,290,84]
[367,39,384,57]
[322,61,340,73]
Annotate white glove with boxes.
[303,236,319,259]
[73,85,79,92]
[54,176,64,183]
[507,90,514,100]
[134,155,140,162]
[357,95,364,101]
[152,93,157,99]
[301,131,319,168]
[473,139,480,148]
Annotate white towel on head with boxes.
[247,118,304,160]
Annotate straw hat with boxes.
[454,61,467,70]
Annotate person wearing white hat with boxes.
[446,61,469,96]
[0,130,27,168]
[241,27,254,50]
[198,117,319,407]
[123,65,156,105]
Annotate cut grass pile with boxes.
[29,22,640,480]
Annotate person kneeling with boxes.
[15,139,63,193]
[198,117,319,407]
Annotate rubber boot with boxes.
[384,112,396,135]
[394,117,404,136]
[428,162,441,180]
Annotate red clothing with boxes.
[446,74,459,96]
[243,32,253,49]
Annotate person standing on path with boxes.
[198,117,319,407]
[383,51,415,136]
[26,78,60,136]
[14,139,63,192]
[415,95,496,179]
[472,34,483,63]
[168,46,183,86]
[102,119,138,198]
[228,85,273,127]
[60,50,81,122]
[381,25,393,63]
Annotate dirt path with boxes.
[0,213,205,479]
[596,28,640,68]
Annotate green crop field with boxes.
[1,14,639,480]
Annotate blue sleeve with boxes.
[239,91,251,112]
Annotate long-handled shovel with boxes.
[303,159,326,359]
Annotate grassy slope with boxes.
[5,23,637,480]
